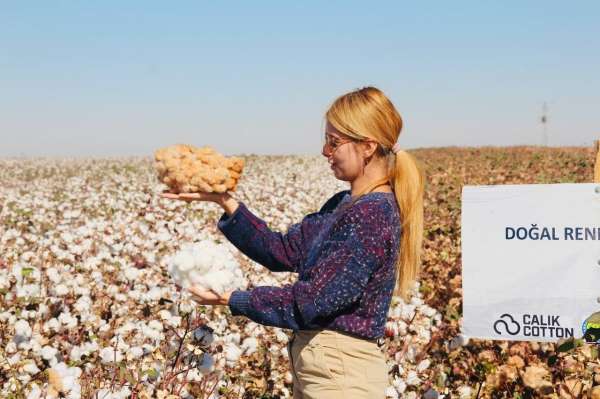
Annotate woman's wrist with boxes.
[218,194,239,216]
[221,291,232,305]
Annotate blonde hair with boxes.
[325,86,425,302]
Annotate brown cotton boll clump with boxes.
[154,144,244,194]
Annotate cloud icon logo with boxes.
[493,314,521,335]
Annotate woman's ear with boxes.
[363,140,379,158]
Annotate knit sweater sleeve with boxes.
[217,191,347,273]
[227,200,389,330]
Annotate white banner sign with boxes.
[461,183,600,342]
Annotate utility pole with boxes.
[540,102,548,146]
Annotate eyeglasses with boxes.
[322,133,354,154]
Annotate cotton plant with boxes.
[0,155,454,398]
[167,240,247,295]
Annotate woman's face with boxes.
[321,121,366,181]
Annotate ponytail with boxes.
[390,149,425,302]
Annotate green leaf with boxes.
[555,337,585,353]
[21,267,34,277]
[557,337,576,352]
[144,368,159,379]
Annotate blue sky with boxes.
[1,1,599,157]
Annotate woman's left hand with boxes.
[187,286,232,306]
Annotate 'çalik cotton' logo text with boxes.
[493,314,574,338]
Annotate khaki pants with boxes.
[287,329,388,399]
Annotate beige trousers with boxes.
[287,329,388,399]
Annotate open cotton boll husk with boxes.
[167,240,247,295]
[154,144,244,194]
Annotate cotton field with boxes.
[1,147,598,398]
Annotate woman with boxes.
[162,86,425,398]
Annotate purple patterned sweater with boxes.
[218,189,401,340]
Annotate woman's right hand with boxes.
[160,191,239,216]
[160,191,227,204]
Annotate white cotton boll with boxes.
[275,330,289,343]
[280,346,289,359]
[457,386,472,399]
[100,347,123,364]
[225,332,241,345]
[418,327,431,342]
[192,326,214,346]
[385,386,399,399]
[41,345,58,361]
[410,296,424,306]
[392,376,407,393]
[127,346,143,360]
[268,344,282,357]
[26,383,41,399]
[165,315,181,328]
[187,270,204,286]
[417,358,431,373]
[114,387,131,399]
[401,304,416,321]
[70,245,84,256]
[109,336,130,352]
[24,310,37,319]
[0,274,10,290]
[90,270,103,282]
[128,289,142,301]
[23,361,40,375]
[8,353,21,366]
[61,232,74,243]
[187,368,203,382]
[179,301,194,314]
[224,343,242,366]
[70,346,83,362]
[46,268,62,284]
[17,284,40,298]
[95,388,117,399]
[145,286,163,302]
[202,272,227,295]
[405,370,421,386]
[80,341,98,358]
[174,252,195,272]
[58,312,78,329]
[197,353,214,374]
[123,266,141,281]
[241,337,258,356]
[138,223,149,235]
[48,362,82,398]
[167,241,246,293]
[158,310,172,320]
[43,318,61,333]
[419,305,438,318]
[141,325,162,341]
[148,320,163,331]
[54,284,69,296]
[74,296,91,314]
[449,334,469,351]
[14,319,32,340]
[0,311,12,323]
[405,345,418,363]
[157,231,171,242]
[115,321,136,336]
